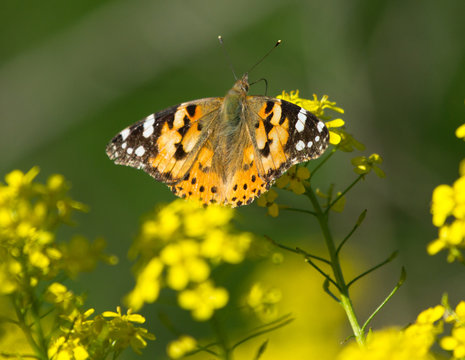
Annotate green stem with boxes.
[306,187,365,346]
[31,300,48,355]
[325,175,364,215]
[310,148,337,178]
[211,314,232,360]
[11,297,47,360]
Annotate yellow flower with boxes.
[0,258,21,294]
[456,123,465,140]
[246,282,282,322]
[441,327,465,358]
[45,282,76,312]
[129,200,251,312]
[184,204,234,238]
[48,336,89,360]
[446,301,465,325]
[256,189,279,217]
[325,118,346,145]
[339,304,443,360]
[126,258,163,310]
[277,90,345,146]
[431,184,455,227]
[160,240,210,290]
[276,165,310,194]
[167,335,197,359]
[416,305,445,324]
[178,281,228,321]
[102,306,155,355]
[351,153,385,178]
[201,230,252,264]
[338,328,419,360]
[431,176,465,228]
[427,220,465,260]
[4,167,40,194]
[335,130,366,152]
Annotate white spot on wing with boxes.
[317,121,325,133]
[296,109,307,132]
[120,128,130,141]
[144,114,155,128]
[315,136,320,142]
[143,115,155,138]
[307,141,313,148]
[135,145,145,156]
[296,140,305,151]
[122,142,127,149]
[127,147,133,154]
[143,126,154,138]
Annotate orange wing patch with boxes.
[253,100,291,179]
[169,140,224,205]
[148,104,206,182]
[225,145,269,207]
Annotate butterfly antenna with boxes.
[218,35,237,80]
[247,40,282,75]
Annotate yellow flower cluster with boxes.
[337,305,444,360]
[245,282,282,322]
[276,165,310,195]
[257,166,312,217]
[0,167,153,359]
[256,189,280,217]
[441,301,465,358]
[429,125,465,261]
[127,199,253,320]
[0,167,115,295]
[48,305,155,359]
[351,154,385,178]
[167,335,197,359]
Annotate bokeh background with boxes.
[1,0,465,358]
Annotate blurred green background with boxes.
[1,0,465,358]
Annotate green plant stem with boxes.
[211,314,232,360]
[325,175,364,215]
[307,187,365,346]
[310,148,337,178]
[11,297,47,360]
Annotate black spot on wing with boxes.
[166,113,175,129]
[259,141,271,157]
[186,104,197,117]
[174,145,188,160]
[279,100,300,124]
[265,100,274,114]
[263,116,274,134]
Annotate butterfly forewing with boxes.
[245,97,329,182]
[106,98,222,185]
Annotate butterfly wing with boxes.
[106,98,223,186]
[220,97,329,208]
[247,97,329,179]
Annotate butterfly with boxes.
[106,73,329,207]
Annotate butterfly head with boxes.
[230,73,249,96]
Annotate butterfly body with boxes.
[106,74,329,207]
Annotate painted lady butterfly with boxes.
[106,73,329,207]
